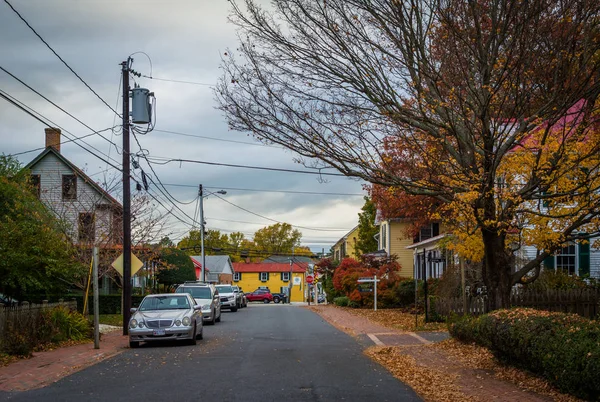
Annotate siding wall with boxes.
[388,221,416,278]
[233,272,306,302]
[522,242,600,279]
[30,152,117,245]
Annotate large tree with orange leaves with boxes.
[217,0,600,309]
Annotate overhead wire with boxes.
[0,66,122,154]
[152,129,277,148]
[3,0,121,118]
[0,89,123,171]
[211,192,350,232]
[145,156,346,177]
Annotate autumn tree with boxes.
[0,155,84,300]
[217,0,600,309]
[155,248,196,292]
[252,223,302,255]
[355,197,379,256]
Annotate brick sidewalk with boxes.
[0,330,128,392]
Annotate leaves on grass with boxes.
[340,307,447,331]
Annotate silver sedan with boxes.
[128,293,203,348]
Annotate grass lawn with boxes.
[98,314,123,327]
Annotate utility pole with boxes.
[93,246,100,349]
[199,184,205,282]
[121,59,132,335]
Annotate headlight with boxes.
[201,304,210,310]
[175,319,182,326]
[182,316,191,326]
[129,319,138,329]
[228,296,235,301]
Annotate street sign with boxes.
[306,275,314,284]
[111,252,144,276]
[356,275,380,311]
[357,277,379,283]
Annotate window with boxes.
[62,175,77,200]
[78,213,95,243]
[414,223,440,243]
[30,175,40,198]
[233,272,241,281]
[556,244,576,275]
[281,272,290,282]
[260,272,269,282]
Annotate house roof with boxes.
[25,147,121,207]
[406,233,450,250]
[192,255,233,274]
[233,262,307,273]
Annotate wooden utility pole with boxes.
[121,59,132,335]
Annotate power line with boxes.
[153,129,277,148]
[141,75,213,87]
[206,216,351,231]
[146,156,346,177]
[0,66,122,153]
[211,193,349,232]
[3,0,121,118]
[161,183,363,197]
[0,89,122,172]
[8,126,117,157]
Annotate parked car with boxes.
[246,289,273,303]
[175,282,221,325]
[215,284,238,312]
[232,286,247,308]
[254,287,285,303]
[128,293,203,348]
[317,293,326,304]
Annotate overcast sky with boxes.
[0,0,366,252]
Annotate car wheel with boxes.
[129,340,139,348]
[273,296,280,303]
[263,298,270,304]
[190,324,198,345]
[231,306,238,312]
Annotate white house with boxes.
[25,128,123,247]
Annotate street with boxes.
[0,304,420,402]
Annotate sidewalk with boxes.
[0,328,128,392]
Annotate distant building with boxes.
[190,255,235,283]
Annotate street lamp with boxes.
[198,184,227,282]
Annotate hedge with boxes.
[449,308,600,400]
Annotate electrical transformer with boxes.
[131,87,151,124]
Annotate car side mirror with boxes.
[130,308,137,314]
[194,305,202,310]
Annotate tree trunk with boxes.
[481,228,513,311]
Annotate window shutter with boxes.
[432,223,439,237]
[543,254,555,270]
[578,240,590,277]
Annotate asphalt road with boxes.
[0,304,421,402]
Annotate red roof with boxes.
[233,262,307,273]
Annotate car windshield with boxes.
[216,285,233,293]
[139,296,190,311]
[176,286,211,299]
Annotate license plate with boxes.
[153,329,166,336]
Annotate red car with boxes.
[245,289,273,303]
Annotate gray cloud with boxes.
[0,0,367,252]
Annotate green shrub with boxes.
[45,306,92,342]
[449,308,600,400]
[395,279,418,307]
[333,296,350,307]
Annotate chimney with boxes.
[45,128,61,153]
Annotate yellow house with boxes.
[332,225,360,260]
[377,218,442,279]
[232,262,307,302]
